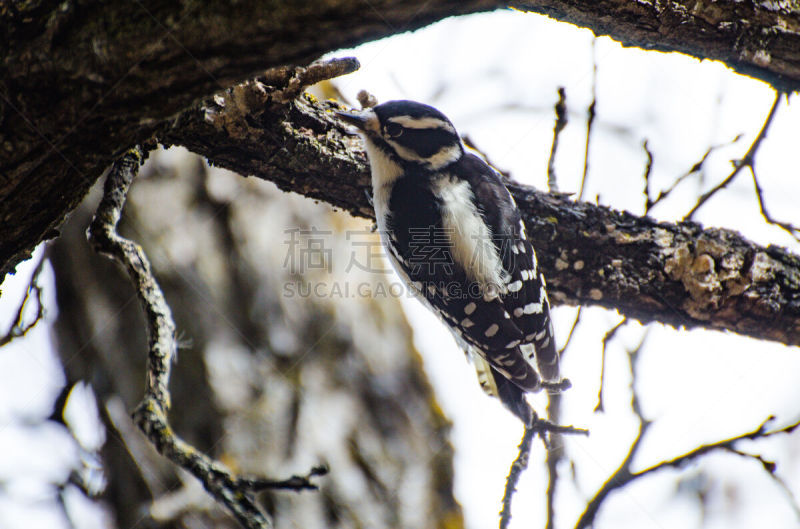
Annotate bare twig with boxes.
[646,134,743,214]
[578,331,651,529]
[724,447,800,520]
[87,146,324,529]
[500,426,536,529]
[627,416,800,490]
[547,87,568,193]
[544,394,565,529]
[0,254,46,347]
[558,307,583,358]
[752,170,800,243]
[544,426,560,529]
[578,38,597,202]
[641,140,655,214]
[462,135,512,181]
[545,307,582,529]
[534,418,589,437]
[577,327,800,529]
[499,413,589,529]
[239,465,330,492]
[684,91,782,220]
[594,317,627,413]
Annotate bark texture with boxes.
[161,79,800,346]
[2,0,800,281]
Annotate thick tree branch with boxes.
[2,0,800,281]
[0,0,502,279]
[159,76,800,347]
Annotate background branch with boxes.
[86,147,324,528]
[546,87,568,193]
[684,92,782,220]
[0,253,46,347]
[500,414,588,529]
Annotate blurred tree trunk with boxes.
[49,149,462,528]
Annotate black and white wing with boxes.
[463,154,560,382]
[384,154,560,396]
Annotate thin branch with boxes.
[544,423,560,529]
[751,168,800,243]
[239,465,330,492]
[500,426,536,529]
[558,307,583,359]
[544,395,566,529]
[594,317,627,413]
[723,447,800,521]
[462,134,513,181]
[500,412,589,529]
[577,341,800,529]
[577,331,651,529]
[684,91,782,220]
[0,253,46,347]
[545,307,582,529]
[578,38,597,202]
[87,146,324,529]
[534,418,589,437]
[633,416,800,481]
[641,140,655,214]
[647,133,743,214]
[547,87,568,193]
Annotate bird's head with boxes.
[336,100,464,170]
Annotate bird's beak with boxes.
[335,109,373,131]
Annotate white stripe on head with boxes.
[387,115,456,133]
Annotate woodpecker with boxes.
[336,100,565,424]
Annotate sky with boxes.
[1,8,799,529]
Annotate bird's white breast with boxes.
[362,136,403,233]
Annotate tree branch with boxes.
[0,253,46,347]
[499,416,589,529]
[159,75,800,348]
[576,415,800,529]
[3,0,800,281]
[684,91,782,220]
[546,86,568,193]
[86,146,325,529]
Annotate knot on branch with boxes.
[203,57,360,136]
[660,227,782,321]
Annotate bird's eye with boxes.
[385,123,404,138]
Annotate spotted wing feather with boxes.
[457,154,560,381]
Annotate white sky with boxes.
[1,9,799,529]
